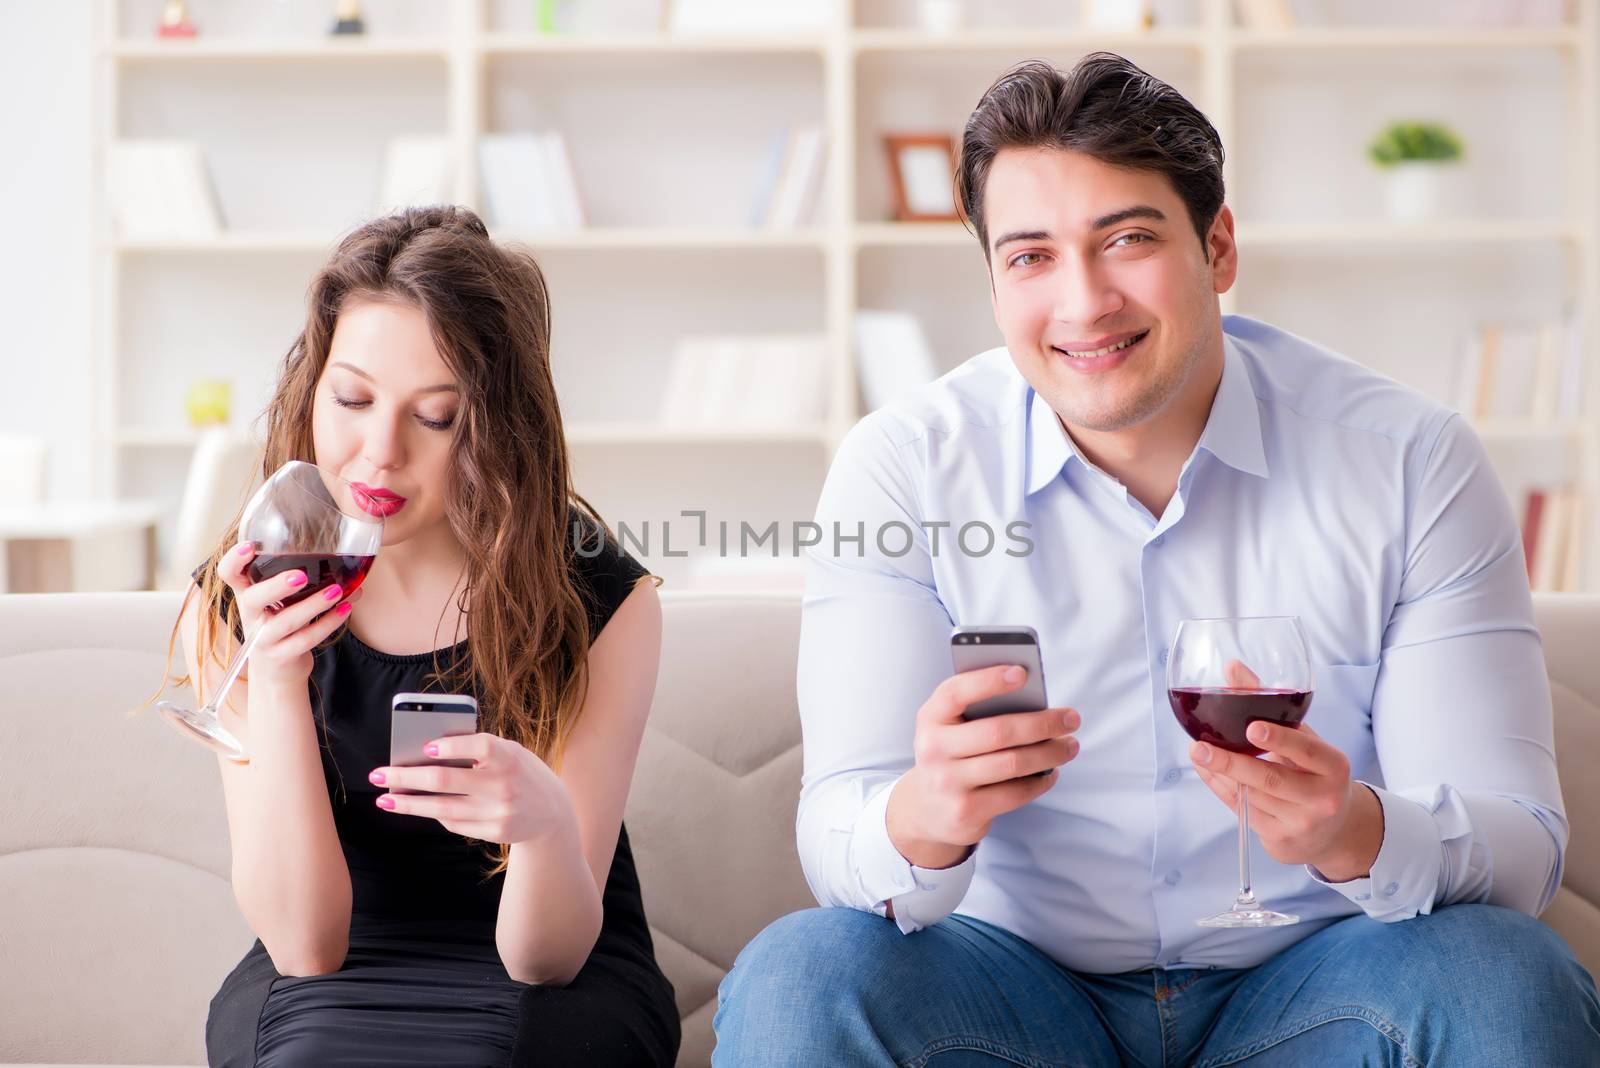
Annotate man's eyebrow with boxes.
[329,360,458,394]
[990,206,1168,254]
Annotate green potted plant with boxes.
[1367,120,1466,222]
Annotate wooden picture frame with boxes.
[883,133,960,222]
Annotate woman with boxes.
[170,205,679,1066]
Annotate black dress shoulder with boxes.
[203,523,678,1067]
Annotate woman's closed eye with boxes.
[332,394,455,432]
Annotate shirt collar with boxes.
[1023,332,1269,499]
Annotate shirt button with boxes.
[1164,870,1182,886]
[1355,892,1372,901]
[1152,535,1166,548]
[1158,647,1169,666]
[1163,768,1181,785]
[1383,882,1400,897]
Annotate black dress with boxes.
[203,531,680,1067]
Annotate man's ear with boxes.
[1207,204,1238,295]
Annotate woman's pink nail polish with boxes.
[286,572,307,587]
[375,796,396,810]
[323,584,343,601]
[236,543,254,556]
[369,770,385,785]
[337,602,354,616]
[424,744,439,757]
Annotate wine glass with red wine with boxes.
[1168,616,1314,928]
[157,461,383,763]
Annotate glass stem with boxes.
[1237,783,1255,906]
[201,622,267,718]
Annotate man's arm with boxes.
[1314,412,1566,920]
[796,416,979,931]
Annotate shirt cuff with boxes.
[1306,783,1443,921]
[848,777,977,934]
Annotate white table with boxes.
[0,501,163,593]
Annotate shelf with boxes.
[565,424,832,447]
[107,39,449,62]
[111,229,829,255]
[495,228,830,251]
[851,28,1205,54]
[111,233,336,254]
[1236,220,1581,248]
[483,33,828,56]
[854,222,972,248]
[1231,27,1582,53]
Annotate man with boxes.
[714,54,1600,1065]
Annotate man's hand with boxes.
[1190,719,1383,881]
[886,665,1080,870]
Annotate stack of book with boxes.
[1456,312,1585,424]
[658,334,827,429]
[479,132,585,232]
[750,124,828,229]
[1521,487,1586,592]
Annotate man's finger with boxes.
[941,706,1077,759]
[952,736,1076,788]
[1192,741,1316,803]
[1224,659,1261,689]
[1245,721,1347,778]
[1195,767,1289,830]
[924,665,1029,725]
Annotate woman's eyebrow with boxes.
[330,360,459,394]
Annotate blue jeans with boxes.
[713,905,1600,1067]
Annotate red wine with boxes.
[1168,687,1313,756]
[247,552,376,608]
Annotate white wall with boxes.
[0,3,93,500]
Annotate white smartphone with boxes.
[950,626,1049,720]
[389,692,479,795]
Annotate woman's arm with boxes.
[494,579,661,985]
[178,555,356,976]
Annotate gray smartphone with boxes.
[389,692,479,795]
[950,626,1048,720]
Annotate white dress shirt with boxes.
[796,314,1567,973]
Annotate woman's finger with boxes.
[375,792,476,821]
[216,540,258,589]
[275,591,360,657]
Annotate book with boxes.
[376,136,453,212]
[107,140,222,239]
[1234,0,1295,30]
[1522,489,1548,580]
[658,334,827,428]
[666,0,828,35]
[1458,315,1587,424]
[854,310,940,412]
[766,125,827,229]
[1533,487,1572,592]
[478,132,584,232]
[749,127,791,227]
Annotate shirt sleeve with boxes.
[1307,413,1567,920]
[795,415,977,931]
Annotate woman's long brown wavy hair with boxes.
[166,205,630,869]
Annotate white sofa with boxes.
[1,591,1597,1067]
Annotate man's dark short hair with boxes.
[956,54,1226,261]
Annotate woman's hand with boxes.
[369,733,574,845]
[220,540,362,687]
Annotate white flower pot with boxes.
[1382,161,1459,223]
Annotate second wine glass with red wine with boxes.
[1168,616,1314,928]
[157,461,383,762]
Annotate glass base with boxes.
[1196,901,1300,928]
[157,701,248,764]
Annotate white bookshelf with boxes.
[91,0,1600,592]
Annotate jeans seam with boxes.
[1188,1004,1420,1068]
[902,1034,1074,1068]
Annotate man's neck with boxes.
[1061,351,1224,520]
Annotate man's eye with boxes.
[1112,233,1149,247]
[1010,252,1045,268]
